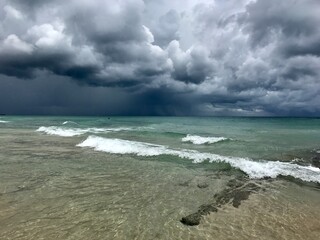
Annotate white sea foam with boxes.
[182,134,229,144]
[78,136,320,183]
[37,126,87,137]
[78,136,169,156]
[62,121,78,125]
[36,126,134,137]
[0,117,9,123]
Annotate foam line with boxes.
[36,126,133,137]
[77,136,320,183]
[182,134,229,144]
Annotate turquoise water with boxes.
[0,116,320,239]
[2,116,320,162]
[3,116,320,153]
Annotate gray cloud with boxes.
[0,0,172,86]
[149,9,181,47]
[186,0,320,115]
[0,0,320,116]
[166,40,215,83]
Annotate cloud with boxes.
[0,0,172,86]
[149,9,181,47]
[166,40,215,83]
[183,0,320,115]
[0,0,320,116]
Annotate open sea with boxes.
[0,116,320,239]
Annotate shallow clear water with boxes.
[0,116,320,239]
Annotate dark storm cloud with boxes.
[0,0,320,116]
[0,0,172,86]
[0,72,139,115]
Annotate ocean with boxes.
[0,116,320,239]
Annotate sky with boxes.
[0,0,319,116]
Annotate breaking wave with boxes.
[62,121,78,125]
[182,134,229,145]
[0,120,9,123]
[36,126,133,137]
[77,136,320,183]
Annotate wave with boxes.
[0,120,9,123]
[77,136,320,183]
[62,121,78,125]
[182,134,229,145]
[37,126,88,137]
[36,126,133,137]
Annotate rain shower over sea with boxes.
[1,116,320,239]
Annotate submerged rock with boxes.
[181,205,218,226]
[197,183,209,189]
[181,213,202,226]
[232,190,251,208]
[226,178,245,188]
[180,178,261,226]
[198,204,218,215]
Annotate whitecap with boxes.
[77,136,320,183]
[62,121,78,125]
[36,126,134,137]
[182,134,229,145]
[0,120,9,123]
[36,126,87,137]
[78,136,171,156]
